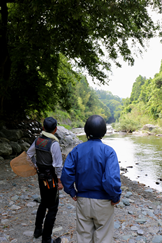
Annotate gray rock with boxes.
[114,221,121,229]
[10,141,22,154]
[66,204,75,209]
[128,211,134,215]
[135,236,147,242]
[142,124,157,131]
[10,239,17,243]
[116,201,125,208]
[122,235,132,240]
[145,188,153,193]
[0,236,8,242]
[10,205,21,210]
[131,226,139,231]
[142,211,147,216]
[1,127,23,141]
[128,240,136,243]
[122,199,130,206]
[11,195,19,201]
[137,229,144,235]
[0,156,4,161]
[135,218,147,224]
[0,131,6,138]
[1,219,9,225]
[125,191,133,198]
[147,210,157,219]
[23,231,33,237]
[55,126,81,147]
[0,141,12,156]
[31,210,37,215]
[20,194,30,200]
[20,141,30,151]
[26,202,36,207]
[152,235,162,243]
[31,194,40,199]
[52,226,63,233]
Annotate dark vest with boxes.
[35,135,56,170]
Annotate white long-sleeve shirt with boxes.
[27,131,63,178]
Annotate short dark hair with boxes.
[43,117,57,133]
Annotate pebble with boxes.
[52,226,63,233]
[23,231,33,237]
[27,201,36,207]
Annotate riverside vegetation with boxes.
[112,61,162,134]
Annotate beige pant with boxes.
[76,197,114,243]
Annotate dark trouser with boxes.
[35,178,59,240]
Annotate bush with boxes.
[151,127,162,134]
[71,121,84,128]
[115,118,140,133]
[59,124,72,130]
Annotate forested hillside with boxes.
[114,61,162,133]
[95,90,123,123]
[47,74,123,128]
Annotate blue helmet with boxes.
[84,115,107,139]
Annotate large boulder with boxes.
[55,126,82,147]
[1,127,23,141]
[0,140,12,156]
[142,124,157,131]
[10,141,22,154]
[20,141,31,151]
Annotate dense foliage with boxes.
[0,0,162,122]
[115,60,162,133]
[47,78,112,127]
[95,90,123,123]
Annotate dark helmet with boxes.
[84,115,107,139]
[43,117,57,133]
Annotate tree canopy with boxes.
[0,0,162,121]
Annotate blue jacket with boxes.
[61,139,121,203]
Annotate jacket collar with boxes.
[42,131,59,142]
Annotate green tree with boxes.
[130,75,146,102]
[0,0,161,121]
[96,89,122,122]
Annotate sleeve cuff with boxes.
[70,189,77,198]
[111,195,121,203]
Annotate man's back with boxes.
[61,138,121,202]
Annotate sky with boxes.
[88,37,162,99]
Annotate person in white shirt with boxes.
[27,117,63,243]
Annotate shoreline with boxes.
[120,173,162,203]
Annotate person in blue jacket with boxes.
[61,115,121,243]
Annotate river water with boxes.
[72,126,162,192]
[103,133,162,192]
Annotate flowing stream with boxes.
[102,133,162,192]
[72,126,162,192]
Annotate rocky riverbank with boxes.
[1,158,162,243]
[1,122,162,243]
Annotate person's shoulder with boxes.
[70,141,87,152]
[102,142,116,154]
[51,140,60,148]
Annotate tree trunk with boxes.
[0,0,11,118]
